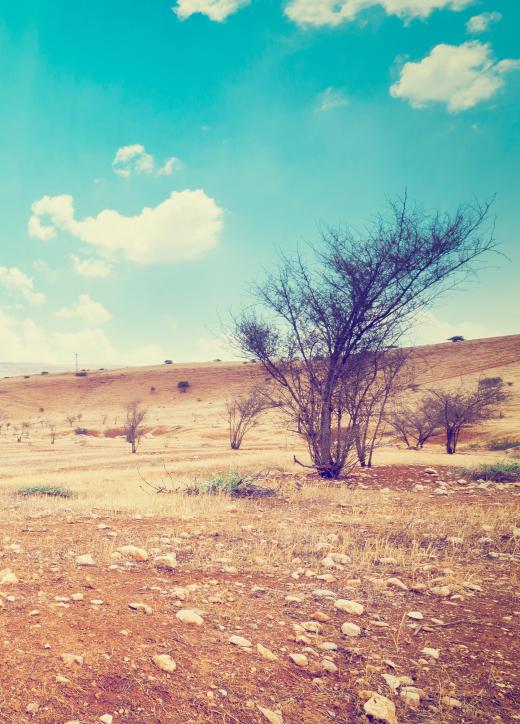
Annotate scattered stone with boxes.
[75,554,95,567]
[118,545,149,561]
[61,653,83,667]
[321,658,338,673]
[128,602,153,614]
[289,653,308,667]
[421,647,440,660]
[442,696,462,709]
[258,706,283,724]
[386,577,408,591]
[406,611,424,620]
[257,643,278,662]
[341,622,361,637]
[154,554,177,570]
[334,599,364,615]
[152,654,177,673]
[229,635,252,648]
[363,693,397,724]
[176,609,203,626]
[99,715,113,724]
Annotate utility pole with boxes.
[75,353,78,374]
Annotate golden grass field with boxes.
[0,334,519,722]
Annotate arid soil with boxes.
[0,335,519,723]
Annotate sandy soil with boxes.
[0,335,519,723]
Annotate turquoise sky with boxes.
[0,0,518,366]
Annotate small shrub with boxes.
[479,376,503,388]
[74,427,89,435]
[177,380,190,392]
[487,438,520,451]
[18,485,72,498]
[185,470,275,498]
[164,359,173,365]
[75,370,88,377]
[458,461,520,483]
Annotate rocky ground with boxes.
[0,465,519,723]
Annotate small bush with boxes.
[479,376,503,388]
[18,485,72,498]
[177,380,190,392]
[459,461,520,483]
[75,370,88,377]
[487,438,520,451]
[74,427,89,435]
[186,470,275,498]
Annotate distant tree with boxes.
[177,381,190,393]
[448,335,465,342]
[226,389,269,450]
[233,196,495,478]
[431,378,508,454]
[123,400,147,454]
[388,395,441,449]
[164,359,173,365]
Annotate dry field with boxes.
[0,335,519,723]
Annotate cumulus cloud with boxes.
[157,156,183,176]
[57,294,111,326]
[0,266,46,305]
[466,11,502,34]
[0,308,116,365]
[112,144,155,177]
[28,189,223,265]
[173,0,250,22]
[390,41,520,112]
[285,0,472,27]
[71,255,113,278]
[317,87,348,112]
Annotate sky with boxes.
[0,0,518,367]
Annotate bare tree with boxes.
[349,348,410,467]
[226,389,269,450]
[431,378,508,454]
[123,400,147,454]
[233,196,494,478]
[388,394,441,449]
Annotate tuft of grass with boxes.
[487,438,520,451]
[186,469,274,497]
[458,461,520,483]
[17,485,72,498]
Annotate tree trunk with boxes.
[131,440,136,454]
[446,427,455,454]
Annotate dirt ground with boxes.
[0,335,519,723]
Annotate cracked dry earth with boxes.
[0,466,519,724]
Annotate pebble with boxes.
[229,635,252,648]
[257,643,278,661]
[152,654,177,673]
[363,693,397,724]
[118,545,149,561]
[154,554,177,570]
[75,554,95,567]
[341,622,361,637]
[176,609,204,626]
[289,653,308,667]
[334,599,364,615]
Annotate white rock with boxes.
[75,554,95,567]
[289,653,308,667]
[257,643,278,662]
[154,554,177,570]
[407,611,424,620]
[421,647,440,660]
[99,715,113,724]
[363,693,397,724]
[176,609,203,626]
[118,545,149,562]
[152,654,176,673]
[229,635,252,648]
[334,599,364,615]
[341,622,361,637]
[258,706,283,724]
[0,569,18,585]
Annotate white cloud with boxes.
[173,0,250,22]
[466,11,502,34]
[0,308,116,365]
[285,0,472,27]
[317,87,349,112]
[390,42,520,112]
[28,189,223,265]
[112,145,183,177]
[33,260,58,283]
[112,144,155,177]
[57,294,111,326]
[157,156,183,176]
[0,266,46,305]
[71,255,113,278]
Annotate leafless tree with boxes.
[66,415,76,427]
[233,196,495,478]
[430,378,508,454]
[349,348,410,467]
[123,400,147,454]
[388,394,441,449]
[226,389,269,450]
